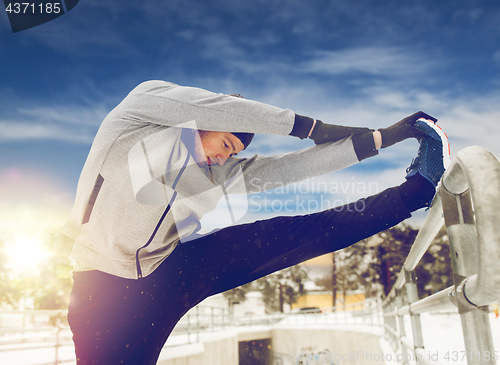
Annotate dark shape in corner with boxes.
[4,0,79,33]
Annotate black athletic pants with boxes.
[68,186,412,364]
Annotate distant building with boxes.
[291,281,366,311]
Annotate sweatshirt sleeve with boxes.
[112,80,296,136]
[211,136,362,194]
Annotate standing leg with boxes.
[68,268,194,365]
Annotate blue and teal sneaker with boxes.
[405,118,450,187]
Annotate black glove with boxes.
[309,120,374,145]
[378,111,438,148]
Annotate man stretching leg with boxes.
[55,81,449,364]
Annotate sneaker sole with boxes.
[416,118,451,169]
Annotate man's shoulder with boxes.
[129,80,179,94]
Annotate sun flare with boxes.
[5,235,51,275]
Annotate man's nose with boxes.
[217,151,231,165]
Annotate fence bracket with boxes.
[454,274,489,315]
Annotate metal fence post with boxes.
[395,290,410,365]
[405,269,425,363]
[55,325,61,365]
[391,300,400,350]
[383,303,389,344]
[22,312,26,343]
[384,300,399,350]
[441,187,496,365]
[386,301,394,348]
[196,306,200,343]
[377,297,382,328]
[211,307,214,332]
[187,313,191,344]
[369,301,373,326]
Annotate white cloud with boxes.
[217,46,437,82]
[0,121,95,143]
[452,8,485,25]
[494,49,500,65]
[437,102,500,158]
[0,102,108,143]
[200,33,246,60]
[300,48,434,77]
[361,88,449,112]
[16,104,108,126]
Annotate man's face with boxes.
[195,131,245,166]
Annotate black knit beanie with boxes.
[228,93,254,150]
[231,132,254,149]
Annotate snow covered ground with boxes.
[408,312,500,365]
[0,311,499,365]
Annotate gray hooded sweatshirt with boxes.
[55,81,372,279]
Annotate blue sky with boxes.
[1,0,500,235]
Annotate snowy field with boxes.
[409,312,500,365]
[0,311,499,365]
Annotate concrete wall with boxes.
[157,331,238,365]
[272,326,384,365]
[157,326,383,365]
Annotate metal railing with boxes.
[0,306,231,365]
[382,146,500,365]
[0,301,384,365]
[0,309,73,365]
